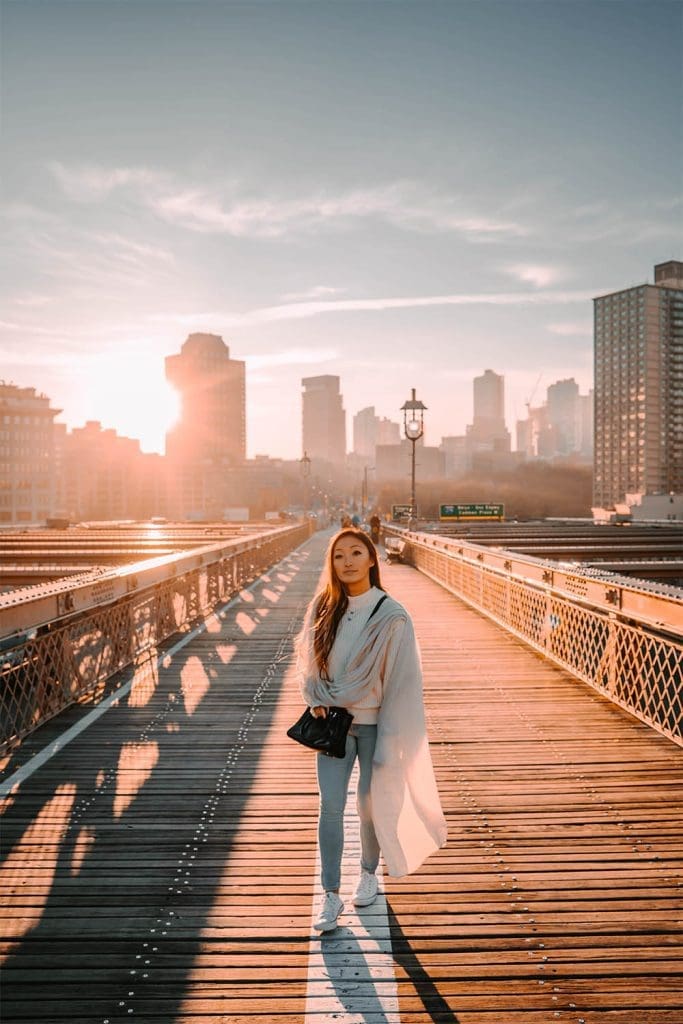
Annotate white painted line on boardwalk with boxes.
[0,558,299,798]
[305,765,401,1023]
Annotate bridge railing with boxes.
[387,527,683,746]
[0,523,311,753]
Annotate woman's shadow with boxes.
[319,898,460,1023]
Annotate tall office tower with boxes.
[440,435,469,476]
[517,381,592,459]
[0,383,61,523]
[377,417,401,445]
[466,369,511,452]
[547,378,580,455]
[165,334,246,464]
[353,406,378,459]
[302,375,346,464]
[593,261,683,508]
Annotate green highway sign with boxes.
[440,503,504,521]
[392,504,414,521]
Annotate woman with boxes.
[297,528,447,932]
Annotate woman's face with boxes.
[332,535,374,594]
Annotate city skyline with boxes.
[2,0,681,458]
[3,350,593,461]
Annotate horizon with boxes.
[2,0,681,457]
[4,338,596,459]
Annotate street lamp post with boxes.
[300,451,311,517]
[361,465,375,519]
[401,388,427,525]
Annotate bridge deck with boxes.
[1,531,682,1023]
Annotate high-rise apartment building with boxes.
[63,421,150,521]
[166,334,246,464]
[593,260,683,508]
[0,383,61,523]
[377,417,401,446]
[474,369,505,422]
[547,378,580,455]
[516,379,593,460]
[466,369,511,453]
[302,375,346,464]
[440,435,469,476]
[352,406,401,460]
[353,406,377,460]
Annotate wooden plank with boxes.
[382,560,683,1022]
[1,532,682,1023]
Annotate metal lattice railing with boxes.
[0,524,311,753]
[396,530,683,746]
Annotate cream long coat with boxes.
[297,594,447,877]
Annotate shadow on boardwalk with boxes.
[319,901,461,1023]
[387,901,460,1023]
[0,543,319,1023]
[3,529,683,1022]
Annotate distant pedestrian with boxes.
[296,527,447,932]
[369,514,381,543]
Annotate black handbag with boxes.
[287,705,354,758]
[287,593,388,758]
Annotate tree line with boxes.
[376,461,593,520]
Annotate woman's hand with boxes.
[311,705,328,718]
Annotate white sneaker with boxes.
[313,891,344,932]
[352,869,379,907]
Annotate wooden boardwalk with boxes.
[1,530,682,1023]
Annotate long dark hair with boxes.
[313,528,383,680]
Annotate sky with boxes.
[1,0,681,458]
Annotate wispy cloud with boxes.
[90,233,175,267]
[2,201,62,225]
[281,285,346,302]
[149,287,597,332]
[11,293,52,308]
[3,199,176,296]
[547,321,592,337]
[49,161,529,242]
[151,187,403,238]
[152,182,529,240]
[147,311,236,329]
[0,319,76,338]
[245,347,339,370]
[243,288,596,324]
[49,162,164,201]
[504,263,567,288]
[558,196,683,245]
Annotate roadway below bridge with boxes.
[0,522,294,588]
[1,530,682,1023]
[420,522,683,583]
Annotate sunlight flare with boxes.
[180,656,211,717]
[113,741,159,819]
[0,783,76,957]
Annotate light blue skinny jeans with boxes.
[316,723,380,892]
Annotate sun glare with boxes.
[86,352,181,454]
